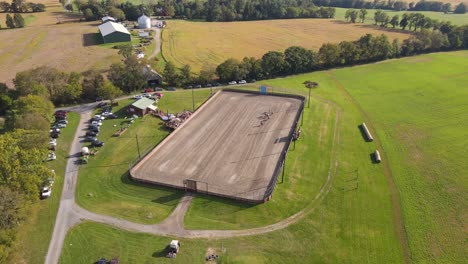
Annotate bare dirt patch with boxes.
[131,91,303,202]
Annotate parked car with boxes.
[91,140,105,147]
[88,126,100,132]
[85,136,97,142]
[107,114,118,119]
[97,258,107,264]
[57,119,68,124]
[51,132,60,138]
[85,131,98,137]
[94,115,105,120]
[228,81,237,85]
[41,186,52,198]
[154,87,163,91]
[97,102,108,108]
[54,122,66,128]
[238,80,247,84]
[91,121,102,126]
[166,87,176,91]
[206,83,212,87]
[185,85,193,89]
[133,95,143,99]
[249,79,256,83]
[49,138,57,144]
[194,84,202,88]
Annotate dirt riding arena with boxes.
[131,90,304,202]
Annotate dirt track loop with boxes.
[45,95,341,264]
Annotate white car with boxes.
[228,81,237,85]
[46,152,56,161]
[238,80,247,84]
[91,120,102,126]
[49,138,57,144]
[41,186,52,198]
[94,115,105,121]
[133,95,143,99]
[101,111,113,117]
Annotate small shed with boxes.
[128,97,156,116]
[101,15,116,23]
[98,21,131,43]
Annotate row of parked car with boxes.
[185,79,254,89]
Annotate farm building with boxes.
[98,21,131,43]
[138,14,151,29]
[101,15,116,23]
[128,97,157,116]
[143,65,163,86]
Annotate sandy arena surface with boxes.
[131,91,303,201]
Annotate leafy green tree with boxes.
[180,64,192,85]
[338,41,360,65]
[318,43,341,67]
[240,57,263,80]
[0,95,13,115]
[83,8,94,21]
[359,9,367,23]
[13,13,25,28]
[108,56,145,93]
[390,15,399,28]
[349,10,358,23]
[97,80,122,104]
[197,64,216,85]
[284,46,317,74]
[81,70,104,100]
[108,7,125,21]
[261,51,286,78]
[0,1,10,12]
[216,58,246,81]
[400,14,409,30]
[163,61,179,86]
[454,3,466,14]
[6,14,15,28]
[116,43,133,59]
[64,72,82,103]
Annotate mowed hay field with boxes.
[0,0,120,85]
[162,19,410,71]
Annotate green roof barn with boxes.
[98,21,131,43]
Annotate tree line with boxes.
[210,27,468,82]
[315,0,465,14]
[69,0,336,22]
[0,83,56,261]
[0,0,45,13]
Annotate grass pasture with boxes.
[60,51,467,264]
[162,19,410,71]
[334,7,468,26]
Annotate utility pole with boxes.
[192,87,195,111]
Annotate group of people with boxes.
[260,110,274,126]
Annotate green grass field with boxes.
[11,112,80,264]
[334,7,468,26]
[60,51,467,263]
[75,91,213,224]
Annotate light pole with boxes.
[303,81,319,108]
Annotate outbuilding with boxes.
[98,21,131,43]
[138,14,151,29]
[101,15,116,23]
[128,97,157,116]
